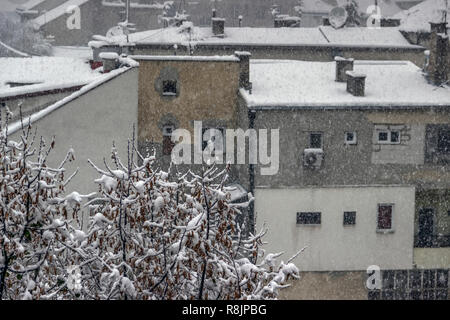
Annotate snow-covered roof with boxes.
[300,0,334,13]
[318,26,411,47]
[0,57,102,99]
[394,0,450,32]
[352,0,403,18]
[17,0,48,11]
[33,0,90,28]
[131,55,240,62]
[241,59,450,108]
[106,24,418,48]
[5,66,133,136]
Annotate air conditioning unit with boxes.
[303,148,324,169]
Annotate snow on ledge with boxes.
[130,55,240,62]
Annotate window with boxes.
[345,132,357,145]
[437,129,450,154]
[202,128,224,154]
[343,211,356,225]
[162,80,177,96]
[162,125,175,155]
[377,204,393,230]
[297,212,321,225]
[309,132,323,149]
[377,130,401,144]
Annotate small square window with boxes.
[162,80,177,96]
[297,212,321,225]
[377,204,393,230]
[343,211,356,225]
[309,133,323,149]
[390,131,400,143]
[345,132,357,145]
[378,131,389,142]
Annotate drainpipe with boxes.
[248,110,256,236]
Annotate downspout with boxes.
[248,109,256,235]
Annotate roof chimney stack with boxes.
[212,17,225,37]
[335,56,354,82]
[99,52,120,73]
[426,25,449,85]
[346,71,366,97]
[235,51,252,91]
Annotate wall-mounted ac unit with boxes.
[303,148,324,169]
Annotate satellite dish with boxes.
[329,6,348,29]
[106,26,124,38]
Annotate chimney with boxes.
[212,8,217,18]
[427,29,449,85]
[235,51,252,91]
[380,18,401,27]
[99,52,119,73]
[212,17,225,37]
[346,71,366,97]
[335,56,354,82]
[429,22,448,35]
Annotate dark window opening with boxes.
[309,133,323,149]
[378,204,393,230]
[378,131,389,142]
[343,211,356,225]
[345,132,357,144]
[297,212,321,225]
[162,125,175,155]
[202,128,224,154]
[162,80,177,96]
[437,129,450,154]
[391,131,400,143]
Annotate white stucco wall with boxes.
[255,186,416,272]
[10,68,139,195]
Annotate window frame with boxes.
[162,79,178,97]
[309,132,323,149]
[343,211,357,226]
[344,131,357,145]
[377,203,395,233]
[162,124,176,156]
[377,130,401,145]
[202,127,225,154]
[297,212,322,226]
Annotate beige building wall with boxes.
[136,58,241,144]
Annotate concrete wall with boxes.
[279,272,369,300]
[247,108,450,190]
[414,248,450,269]
[10,68,139,195]
[254,186,416,271]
